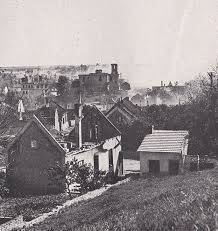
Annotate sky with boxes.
[0,0,218,87]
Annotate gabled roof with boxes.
[34,100,66,126]
[35,100,66,117]
[106,97,142,119]
[7,115,65,154]
[83,105,121,136]
[137,130,189,153]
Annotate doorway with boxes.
[149,160,160,174]
[94,155,99,171]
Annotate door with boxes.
[109,149,114,172]
[94,155,99,171]
[169,160,180,175]
[149,160,160,174]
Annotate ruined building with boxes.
[79,64,120,94]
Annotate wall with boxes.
[139,151,182,174]
[79,73,109,92]
[81,107,120,142]
[8,122,64,194]
[106,108,133,132]
[66,136,122,175]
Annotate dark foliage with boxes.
[49,159,108,198]
[56,75,69,96]
[0,172,9,198]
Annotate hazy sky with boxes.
[0,0,218,87]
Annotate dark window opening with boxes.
[94,155,99,171]
[149,160,160,174]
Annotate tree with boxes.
[56,75,69,96]
[120,82,131,91]
[4,91,18,106]
[0,103,18,147]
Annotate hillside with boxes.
[25,165,217,231]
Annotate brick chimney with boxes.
[75,93,82,148]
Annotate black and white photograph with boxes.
[0,0,217,230]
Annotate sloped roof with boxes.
[83,105,121,136]
[137,130,189,153]
[7,115,65,154]
[106,97,142,119]
[34,100,66,121]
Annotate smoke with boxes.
[168,0,195,80]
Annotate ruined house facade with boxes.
[68,105,123,176]
[79,64,120,94]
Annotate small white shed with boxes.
[137,129,189,175]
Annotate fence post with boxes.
[197,155,200,171]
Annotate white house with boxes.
[138,129,189,175]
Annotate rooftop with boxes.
[137,130,189,153]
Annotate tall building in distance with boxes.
[79,64,120,94]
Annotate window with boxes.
[31,140,37,148]
[78,160,84,166]
[99,76,102,81]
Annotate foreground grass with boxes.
[24,166,217,231]
[0,193,70,221]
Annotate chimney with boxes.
[75,93,82,148]
[111,64,118,75]
[18,99,25,121]
[45,97,49,107]
[151,125,154,133]
[161,81,163,87]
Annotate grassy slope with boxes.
[25,166,218,231]
[0,193,70,221]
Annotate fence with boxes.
[184,155,215,172]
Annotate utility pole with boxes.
[208,72,217,152]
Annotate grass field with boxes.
[24,164,217,231]
[0,193,70,221]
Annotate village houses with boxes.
[4,98,123,195]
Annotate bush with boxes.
[49,159,107,198]
[0,171,9,198]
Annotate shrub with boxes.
[0,171,9,198]
[49,158,107,198]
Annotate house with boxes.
[7,115,65,195]
[149,81,187,105]
[67,103,123,176]
[138,128,189,175]
[105,97,142,129]
[34,100,69,132]
[4,100,123,195]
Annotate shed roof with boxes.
[137,130,189,153]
